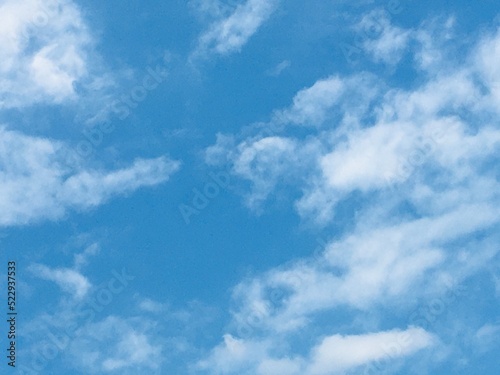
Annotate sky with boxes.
[0,0,499,374]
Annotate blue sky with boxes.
[0,0,499,374]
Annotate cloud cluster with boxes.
[24,263,165,374]
[206,22,500,224]
[199,14,500,374]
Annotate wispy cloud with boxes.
[29,263,91,300]
[357,10,412,65]
[71,316,164,373]
[0,127,180,226]
[266,59,291,76]
[191,0,280,59]
[73,243,100,269]
[306,328,435,375]
[198,328,436,374]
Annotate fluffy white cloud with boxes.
[207,25,500,223]
[273,76,345,126]
[0,127,180,226]
[0,0,110,108]
[199,14,500,375]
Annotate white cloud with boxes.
[267,73,379,129]
[68,316,163,373]
[29,263,91,299]
[475,26,500,111]
[233,136,300,207]
[138,298,168,314]
[23,257,201,374]
[102,330,162,371]
[273,76,345,126]
[195,200,498,373]
[207,28,499,223]
[192,0,279,58]
[266,59,291,76]
[475,324,500,342]
[73,243,100,269]
[198,328,435,375]
[197,334,273,374]
[0,127,180,226]
[358,10,411,64]
[306,327,435,374]
[319,121,419,191]
[28,241,101,300]
[228,203,498,338]
[413,16,456,72]
[0,0,110,108]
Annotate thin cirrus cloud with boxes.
[191,0,280,59]
[199,13,500,375]
[0,127,180,226]
[28,263,91,300]
[70,316,163,374]
[21,248,215,375]
[23,247,167,374]
[27,243,99,300]
[24,309,165,374]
